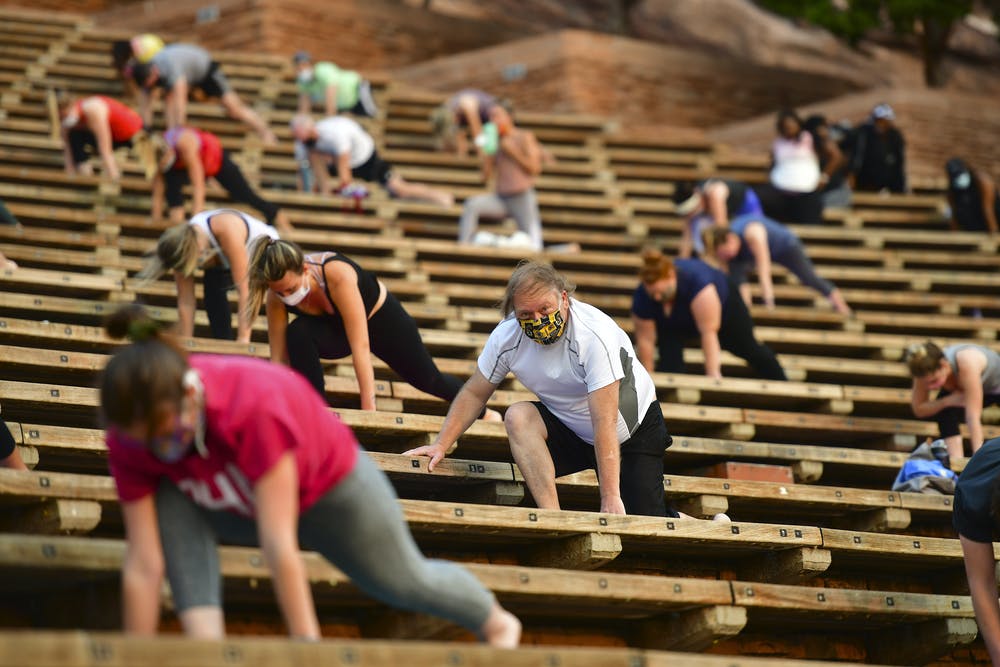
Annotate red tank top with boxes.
[167,127,224,178]
[70,96,143,142]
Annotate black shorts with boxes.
[350,150,393,188]
[192,61,230,98]
[533,400,676,517]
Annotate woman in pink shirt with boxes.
[100,305,519,644]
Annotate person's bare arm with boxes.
[165,77,189,128]
[910,377,964,418]
[82,98,120,180]
[60,125,76,174]
[960,535,1000,664]
[403,370,497,470]
[265,291,290,364]
[743,222,774,309]
[457,95,484,155]
[325,260,377,410]
[632,315,657,373]
[704,182,731,226]
[151,173,165,221]
[588,380,624,515]
[956,348,987,451]
[690,284,723,379]
[309,151,334,195]
[297,92,310,116]
[178,132,206,213]
[255,452,320,640]
[336,152,352,187]
[138,89,154,127]
[120,494,164,634]
[175,272,197,338]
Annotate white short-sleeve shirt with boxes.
[314,116,374,168]
[478,298,657,445]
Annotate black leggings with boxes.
[286,292,465,404]
[656,289,786,381]
[203,266,235,340]
[67,129,133,166]
[165,151,281,224]
[934,389,1000,440]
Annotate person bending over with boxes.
[291,114,452,207]
[245,238,498,420]
[140,208,279,342]
[633,249,786,381]
[702,223,850,315]
[99,305,519,644]
[149,127,292,233]
[406,260,676,518]
[906,341,1000,460]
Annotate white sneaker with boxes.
[472,230,498,247]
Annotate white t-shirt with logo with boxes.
[478,298,657,445]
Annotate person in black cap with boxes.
[846,103,907,193]
[945,158,999,235]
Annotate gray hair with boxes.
[499,260,575,316]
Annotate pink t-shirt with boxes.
[106,354,359,516]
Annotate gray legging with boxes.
[730,239,835,297]
[155,451,494,631]
[458,188,542,250]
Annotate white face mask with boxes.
[296,68,314,85]
[953,172,972,189]
[277,277,310,306]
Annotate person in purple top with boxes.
[632,249,785,381]
[703,217,850,315]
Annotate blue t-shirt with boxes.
[730,214,798,263]
[632,258,729,336]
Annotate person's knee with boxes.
[503,402,544,442]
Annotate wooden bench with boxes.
[0,630,891,667]
[0,532,976,660]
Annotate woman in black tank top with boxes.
[246,239,497,419]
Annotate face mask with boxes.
[277,277,310,306]
[953,172,971,189]
[518,310,566,345]
[149,421,196,463]
[297,68,314,85]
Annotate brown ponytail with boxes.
[639,248,675,284]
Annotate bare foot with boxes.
[481,408,502,422]
[261,129,278,147]
[480,603,521,648]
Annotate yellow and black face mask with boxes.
[517,311,566,345]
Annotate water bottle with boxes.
[474,122,499,156]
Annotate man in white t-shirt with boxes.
[405,261,676,517]
[290,114,453,206]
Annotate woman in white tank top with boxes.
[139,208,279,342]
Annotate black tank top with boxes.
[287,252,381,319]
